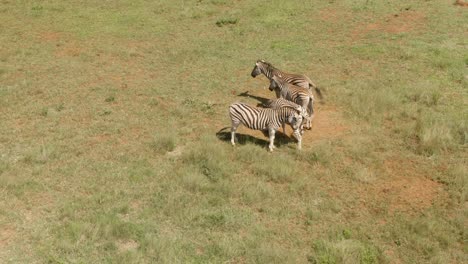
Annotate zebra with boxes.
[229,102,304,151]
[251,59,323,99]
[263,98,308,135]
[269,75,315,130]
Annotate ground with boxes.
[0,0,466,263]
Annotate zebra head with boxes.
[295,105,308,119]
[287,111,304,131]
[293,106,309,134]
[251,60,264,78]
[269,75,283,91]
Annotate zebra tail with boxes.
[310,83,323,100]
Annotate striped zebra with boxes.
[269,75,315,130]
[229,102,304,151]
[251,59,323,99]
[263,98,308,135]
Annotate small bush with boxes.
[215,18,238,27]
[414,113,462,155]
[180,171,211,193]
[150,134,177,154]
[105,96,115,102]
[40,107,48,117]
[55,103,65,111]
[99,110,112,116]
[447,163,467,203]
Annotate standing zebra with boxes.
[263,98,308,134]
[251,59,323,99]
[229,102,304,151]
[269,75,315,130]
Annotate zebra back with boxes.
[253,60,310,87]
[229,102,303,131]
[270,76,312,103]
[265,98,303,112]
[252,60,322,99]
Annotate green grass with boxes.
[0,0,467,263]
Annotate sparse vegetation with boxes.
[0,0,466,263]
[215,18,238,27]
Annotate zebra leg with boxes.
[306,98,314,130]
[231,120,240,146]
[302,96,314,130]
[282,123,286,135]
[268,128,276,152]
[293,129,302,150]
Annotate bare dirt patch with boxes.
[380,175,442,213]
[36,30,83,57]
[304,105,348,144]
[377,158,447,214]
[116,239,139,252]
[318,8,353,23]
[454,0,468,7]
[38,31,62,42]
[352,10,426,40]
[273,104,348,148]
[55,42,83,57]
[167,146,184,157]
[0,226,16,252]
[225,87,349,149]
[351,157,448,215]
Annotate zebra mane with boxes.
[257,59,277,70]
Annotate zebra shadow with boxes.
[216,127,295,149]
[237,91,273,107]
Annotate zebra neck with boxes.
[279,84,290,97]
[277,108,292,124]
[262,65,281,80]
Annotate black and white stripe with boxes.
[269,76,315,129]
[264,98,308,134]
[229,102,303,151]
[251,59,322,99]
[264,98,303,110]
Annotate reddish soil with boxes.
[352,10,426,40]
[318,8,353,23]
[377,157,447,213]
[0,226,15,252]
[454,0,468,7]
[347,157,447,215]
[304,105,348,143]
[319,7,427,41]
[38,31,62,42]
[235,92,445,214]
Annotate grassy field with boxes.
[0,0,467,263]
